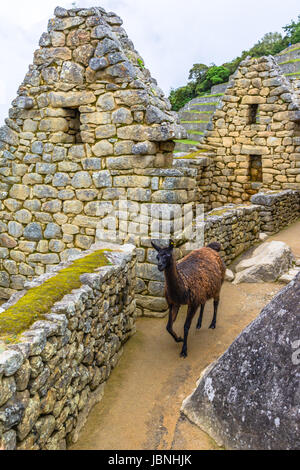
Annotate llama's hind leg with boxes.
[209,299,219,329]
[180,305,197,358]
[196,304,205,330]
[166,305,183,343]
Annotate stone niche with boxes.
[0,5,192,316]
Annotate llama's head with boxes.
[151,239,175,271]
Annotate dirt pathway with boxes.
[70,220,300,451]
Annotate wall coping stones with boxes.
[0,242,136,449]
[251,189,300,206]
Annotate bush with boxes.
[169,83,197,111]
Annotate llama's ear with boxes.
[169,239,175,250]
[151,240,161,252]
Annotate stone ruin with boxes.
[0,5,191,315]
[0,4,299,451]
[0,5,300,318]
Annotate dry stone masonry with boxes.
[0,5,188,310]
[175,53,300,211]
[0,5,299,318]
[0,243,136,450]
[203,204,260,265]
[0,4,299,452]
[204,55,300,206]
[251,189,300,233]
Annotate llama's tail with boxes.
[207,242,221,252]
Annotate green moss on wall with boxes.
[0,250,112,342]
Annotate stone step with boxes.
[185,131,204,141]
[180,120,210,132]
[275,43,300,64]
[211,82,229,94]
[178,110,214,121]
[173,155,211,169]
[189,93,223,104]
[173,140,199,152]
[189,102,219,112]
[277,60,300,75]
[180,122,211,133]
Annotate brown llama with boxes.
[151,239,226,358]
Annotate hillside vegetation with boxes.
[169,15,300,111]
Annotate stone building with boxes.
[175,51,300,209]
[203,55,300,206]
[0,5,299,315]
[0,5,191,311]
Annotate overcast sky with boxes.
[0,0,299,124]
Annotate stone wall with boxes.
[203,204,261,265]
[201,56,300,208]
[0,5,188,304]
[251,189,300,234]
[0,243,136,450]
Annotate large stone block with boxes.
[48,91,96,108]
[234,241,294,283]
[182,274,300,450]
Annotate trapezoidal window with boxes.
[295,120,300,136]
[63,107,82,143]
[248,104,259,125]
[249,155,262,182]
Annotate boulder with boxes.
[234,241,294,283]
[278,267,300,284]
[181,273,300,450]
[225,269,235,282]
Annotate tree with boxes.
[196,65,231,94]
[188,63,208,82]
[168,15,300,111]
[169,83,196,112]
[283,15,300,44]
[249,32,285,57]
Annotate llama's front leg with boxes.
[166,305,183,343]
[209,299,219,329]
[196,304,205,329]
[180,305,197,358]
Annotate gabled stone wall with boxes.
[0,6,189,305]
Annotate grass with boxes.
[181,120,210,124]
[285,72,300,76]
[186,130,204,135]
[192,102,219,107]
[0,249,112,342]
[183,110,211,114]
[174,139,199,145]
[197,93,224,98]
[174,150,211,159]
[278,58,300,65]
